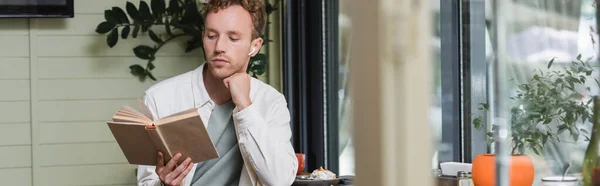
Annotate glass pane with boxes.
[485,0,598,185]
[430,0,442,169]
[338,0,354,176]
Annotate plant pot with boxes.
[472,154,534,186]
[541,176,578,186]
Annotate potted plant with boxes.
[471,55,597,186]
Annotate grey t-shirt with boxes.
[191,101,244,185]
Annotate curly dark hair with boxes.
[202,0,267,39]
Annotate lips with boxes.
[211,58,229,66]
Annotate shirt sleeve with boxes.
[233,96,298,186]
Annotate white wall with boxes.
[0,0,203,185]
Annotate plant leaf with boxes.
[266,2,275,14]
[142,24,150,32]
[132,24,141,38]
[121,26,130,39]
[248,53,268,75]
[542,135,548,145]
[126,2,140,21]
[473,117,482,129]
[168,0,180,14]
[543,118,552,124]
[107,28,119,48]
[151,0,166,16]
[185,37,203,52]
[133,45,155,60]
[180,25,202,38]
[568,80,575,90]
[139,1,153,21]
[170,14,180,26]
[481,103,489,110]
[95,21,115,34]
[165,19,172,36]
[129,64,146,77]
[180,1,200,24]
[547,57,555,69]
[148,30,162,43]
[104,10,119,24]
[555,78,563,84]
[577,54,582,61]
[558,125,568,135]
[112,7,129,24]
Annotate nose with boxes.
[214,36,226,54]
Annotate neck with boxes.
[202,66,231,105]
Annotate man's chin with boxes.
[207,68,234,79]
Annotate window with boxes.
[430,0,600,185]
[487,0,598,184]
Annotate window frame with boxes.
[282,0,340,174]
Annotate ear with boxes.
[249,37,264,57]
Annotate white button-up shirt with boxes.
[137,64,298,186]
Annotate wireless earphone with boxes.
[248,47,255,56]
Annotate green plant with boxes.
[95,0,280,81]
[473,54,599,155]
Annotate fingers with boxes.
[155,151,164,173]
[172,158,192,175]
[223,78,230,88]
[172,160,195,185]
[157,151,164,167]
[166,157,192,182]
[222,73,247,88]
[165,153,182,171]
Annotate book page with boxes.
[122,105,150,119]
[115,111,142,118]
[112,114,152,125]
[155,108,199,126]
[112,105,153,125]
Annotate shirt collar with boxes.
[191,64,212,108]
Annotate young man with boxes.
[136,0,298,185]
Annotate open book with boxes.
[106,101,219,166]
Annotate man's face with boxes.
[203,5,260,79]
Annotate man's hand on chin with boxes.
[223,73,252,109]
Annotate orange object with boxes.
[296,153,305,175]
[472,154,534,186]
